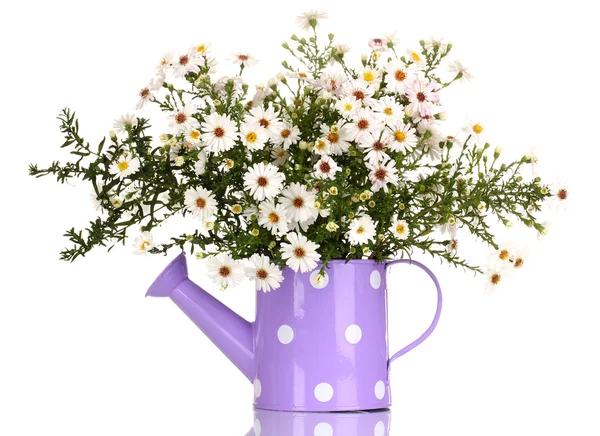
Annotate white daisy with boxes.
[342,80,376,107]
[157,51,175,73]
[246,254,284,292]
[406,79,439,118]
[243,162,285,201]
[113,114,137,133]
[463,120,485,143]
[205,253,245,288]
[168,103,199,135]
[247,106,285,138]
[346,215,377,246]
[357,66,382,86]
[549,180,568,211]
[185,128,202,145]
[320,123,353,155]
[136,76,162,110]
[174,48,204,78]
[384,61,415,94]
[271,146,289,166]
[280,183,318,223]
[133,231,154,254]
[368,37,389,51]
[358,130,393,164]
[193,41,212,57]
[229,52,259,68]
[280,232,321,273]
[448,60,473,83]
[367,160,399,193]
[109,154,141,180]
[271,123,300,149]
[313,155,341,179]
[184,187,218,220]
[312,138,332,156]
[484,264,509,294]
[311,71,347,97]
[347,108,378,141]
[258,199,291,236]
[335,96,361,119]
[201,113,239,154]
[194,150,208,175]
[389,217,409,239]
[240,121,269,150]
[372,96,404,123]
[296,10,327,31]
[407,49,426,67]
[387,121,418,153]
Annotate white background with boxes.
[1,0,599,434]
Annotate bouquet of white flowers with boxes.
[30,10,566,292]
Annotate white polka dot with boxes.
[314,382,334,402]
[277,325,294,344]
[310,270,329,289]
[374,380,386,400]
[345,324,362,344]
[374,420,385,436]
[370,270,381,289]
[314,422,334,436]
[254,418,261,436]
[254,378,262,398]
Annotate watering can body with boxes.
[147,253,442,412]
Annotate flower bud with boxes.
[326,221,339,232]
[109,130,117,139]
[368,200,376,208]
[174,156,185,166]
[329,186,338,195]
[251,229,260,236]
[494,146,503,158]
[299,141,308,150]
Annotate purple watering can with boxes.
[147,253,442,412]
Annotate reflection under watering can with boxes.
[245,408,392,436]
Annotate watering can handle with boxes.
[386,259,443,366]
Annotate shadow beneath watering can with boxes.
[247,408,392,435]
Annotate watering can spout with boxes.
[146,253,255,382]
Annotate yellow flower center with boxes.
[490,273,501,285]
[356,226,365,235]
[394,131,406,142]
[344,103,353,111]
[363,71,375,82]
[246,132,257,143]
[472,124,484,134]
[268,212,280,223]
[396,224,405,234]
[196,44,207,53]
[384,107,393,116]
[411,51,421,62]
[316,140,327,150]
[232,205,242,214]
[514,257,524,268]
[117,161,129,171]
[499,249,509,260]
[190,130,200,140]
[140,240,151,250]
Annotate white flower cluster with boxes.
[97,10,566,293]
